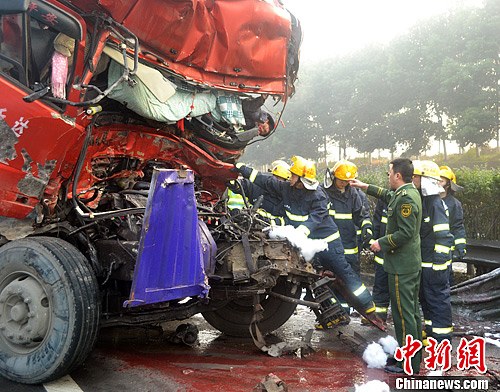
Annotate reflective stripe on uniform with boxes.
[375,307,388,313]
[432,260,451,271]
[344,246,358,255]
[365,305,376,314]
[249,168,258,182]
[257,209,273,218]
[361,219,371,227]
[286,210,309,222]
[374,255,384,265]
[422,262,433,268]
[424,319,432,326]
[323,231,341,243]
[335,213,352,219]
[381,216,388,224]
[353,284,368,297]
[433,223,450,232]
[434,244,451,254]
[257,209,284,226]
[433,326,453,335]
[356,229,361,235]
[328,209,335,216]
[455,238,466,245]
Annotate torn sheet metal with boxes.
[67,0,299,95]
[0,217,35,241]
[17,148,57,198]
[0,117,18,164]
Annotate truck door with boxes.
[0,1,85,219]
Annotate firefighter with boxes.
[235,156,377,320]
[413,160,454,344]
[323,161,373,312]
[227,160,290,226]
[439,166,467,265]
[350,158,423,374]
[323,161,373,276]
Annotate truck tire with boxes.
[0,237,100,384]
[202,279,301,337]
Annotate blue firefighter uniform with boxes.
[228,176,285,226]
[419,194,454,343]
[442,193,466,261]
[371,198,390,321]
[237,164,376,312]
[355,188,373,259]
[323,184,372,276]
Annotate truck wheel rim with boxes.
[0,273,51,353]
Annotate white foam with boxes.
[362,342,387,369]
[378,335,399,357]
[355,380,390,392]
[267,225,327,262]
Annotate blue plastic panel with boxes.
[124,169,210,307]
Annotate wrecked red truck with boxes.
[0,0,378,385]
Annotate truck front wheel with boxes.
[202,279,301,337]
[0,237,100,384]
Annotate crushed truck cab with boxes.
[0,1,381,386]
[0,0,309,384]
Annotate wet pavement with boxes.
[76,313,391,391]
[1,298,499,391]
[74,308,500,391]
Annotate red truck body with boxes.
[0,0,319,386]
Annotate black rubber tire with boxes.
[0,237,100,384]
[202,279,301,337]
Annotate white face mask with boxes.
[421,176,445,196]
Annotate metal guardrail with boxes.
[462,239,500,270]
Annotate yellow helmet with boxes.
[413,160,441,180]
[290,156,318,190]
[271,160,291,180]
[439,166,457,184]
[332,160,358,181]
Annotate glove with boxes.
[452,248,466,261]
[230,162,245,173]
[361,226,373,248]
